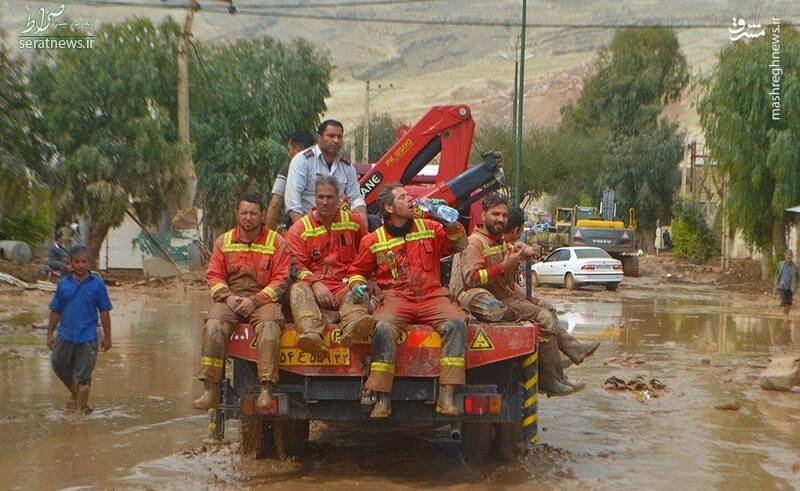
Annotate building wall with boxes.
[99,214,143,270]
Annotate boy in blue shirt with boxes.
[47,245,113,415]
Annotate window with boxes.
[574,248,611,259]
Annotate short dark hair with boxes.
[482,193,509,211]
[69,245,89,258]
[505,207,526,233]
[288,130,314,150]
[317,119,344,135]
[377,183,403,218]
[238,193,264,211]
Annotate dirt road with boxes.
[0,275,798,489]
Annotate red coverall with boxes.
[284,209,370,335]
[348,218,468,392]
[200,225,290,384]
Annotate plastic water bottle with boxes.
[417,198,459,224]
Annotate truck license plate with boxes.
[279,347,350,366]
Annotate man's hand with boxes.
[47,332,55,351]
[101,336,112,352]
[234,297,256,317]
[501,247,523,271]
[226,295,244,311]
[312,282,336,309]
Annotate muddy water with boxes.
[0,286,798,490]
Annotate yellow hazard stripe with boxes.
[348,274,367,286]
[370,361,395,373]
[440,356,465,367]
[522,352,538,368]
[209,283,228,297]
[483,244,505,257]
[447,230,464,240]
[200,356,223,368]
[523,373,538,390]
[478,269,489,285]
[529,434,540,444]
[260,286,278,302]
[523,393,538,409]
[522,413,538,427]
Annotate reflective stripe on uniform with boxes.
[221,229,277,255]
[348,274,367,286]
[260,286,279,302]
[330,210,361,232]
[209,282,228,297]
[300,216,327,239]
[200,356,223,368]
[447,230,464,241]
[369,220,434,253]
[298,270,314,280]
[440,356,465,367]
[483,244,505,257]
[370,361,395,373]
[478,269,489,285]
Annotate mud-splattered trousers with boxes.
[198,225,291,384]
[347,218,469,393]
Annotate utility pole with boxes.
[513,0,528,207]
[362,80,370,163]
[512,35,520,139]
[177,1,198,211]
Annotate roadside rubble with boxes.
[759,356,800,392]
[603,376,669,402]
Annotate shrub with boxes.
[671,200,718,263]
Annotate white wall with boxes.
[99,214,143,270]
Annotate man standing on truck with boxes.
[347,183,468,418]
[454,195,599,396]
[284,176,377,356]
[193,194,291,411]
[265,130,316,232]
[284,120,368,226]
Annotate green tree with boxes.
[671,200,719,263]
[351,113,404,163]
[698,29,800,277]
[192,38,332,231]
[604,122,685,249]
[562,27,688,137]
[29,18,184,262]
[0,20,50,243]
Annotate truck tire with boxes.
[622,255,639,276]
[565,273,577,290]
[461,422,492,463]
[273,419,310,460]
[493,422,523,463]
[239,416,274,459]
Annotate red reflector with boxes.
[581,264,596,271]
[255,396,280,415]
[613,264,623,270]
[464,395,490,415]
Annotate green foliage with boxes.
[697,28,800,259]
[605,122,685,233]
[562,28,688,137]
[0,191,51,245]
[671,200,718,263]
[351,113,404,162]
[29,18,184,258]
[191,38,333,231]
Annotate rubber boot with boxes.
[369,392,392,418]
[76,382,92,415]
[192,380,220,410]
[538,341,576,397]
[297,332,328,357]
[556,326,600,365]
[435,384,459,415]
[257,381,274,409]
[340,315,377,347]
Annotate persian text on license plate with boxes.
[279,347,350,366]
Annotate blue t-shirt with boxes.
[49,273,113,344]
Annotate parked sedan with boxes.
[532,247,623,291]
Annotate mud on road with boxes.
[0,276,798,490]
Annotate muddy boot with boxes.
[539,341,576,397]
[556,327,600,365]
[75,382,92,415]
[340,315,376,347]
[435,384,459,415]
[192,380,220,410]
[257,381,274,409]
[369,392,392,418]
[297,332,328,357]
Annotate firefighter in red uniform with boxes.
[193,194,291,411]
[453,194,599,396]
[348,183,469,418]
[284,176,376,355]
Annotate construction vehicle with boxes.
[207,105,541,463]
[532,190,639,276]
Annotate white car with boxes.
[532,247,623,291]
